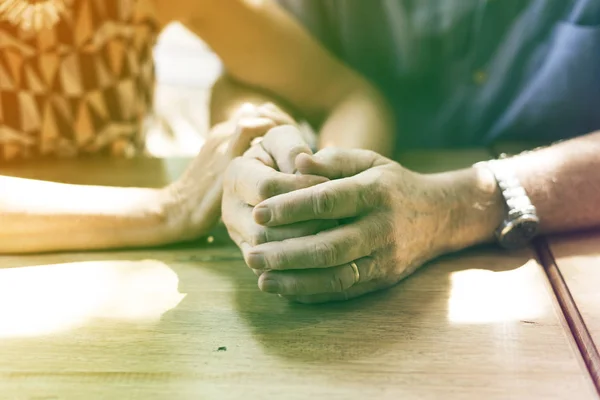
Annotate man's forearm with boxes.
[500,131,600,233]
[437,130,600,252]
[0,176,170,253]
[316,84,395,157]
[210,74,395,156]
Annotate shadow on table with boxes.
[195,241,531,365]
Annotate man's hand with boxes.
[243,148,478,303]
[222,124,338,274]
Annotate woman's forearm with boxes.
[0,176,170,253]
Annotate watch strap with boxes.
[474,157,539,249]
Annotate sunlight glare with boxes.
[0,260,185,338]
[448,260,546,324]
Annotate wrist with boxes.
[113,188,178,247]
[427,167,505,253]
[154,185,195,243]
[156,179,220,243]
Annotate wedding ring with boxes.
[349,261,360,284]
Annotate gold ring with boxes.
[349,261,360,284]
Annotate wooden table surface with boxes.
[0,151,596,399]
[547,231,600,356]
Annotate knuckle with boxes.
[256,177,279,201]
[238,118,272,136]
[286,279,304,295]
[236,121,257,137]
[329,274,346,293]
[314,241,338,266]
[234,102,259,117]
[312,187,336,216]
[271,250,290,270]
[249,227,268,246]
[377,185,391,206]
[362,149,379,160]
[265,124,297,138]
[363,172,387,205]
[288,144,311,158]
[241,248,255,269]
[259,102,278,113]
[379,216,396,236]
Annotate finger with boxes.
[233,203,339,246]
[236,242,263,278]
[261,125,313,174]
[243,143,276,169]
[222,192,339,247]
[295,148,386,179]
[224,194,340,280]
[257,264,357,296]
[257,255,373,296]
[245,216,385,271]
[242,218,339,246]
[227,117,277,157]
[222,210,263,278]
[231,103,261,120]
[252,175,376,226]
[225,157,328,206]
[256,103,296,126]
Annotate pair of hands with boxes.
[158,103,296,242]
[222,114,458,303]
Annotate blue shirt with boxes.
[278,0,600,149]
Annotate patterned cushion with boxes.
[0,0,158,161]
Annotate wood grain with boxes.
[545,232,600,391]
[0,151,596,399]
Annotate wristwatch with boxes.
[475,156,540,249]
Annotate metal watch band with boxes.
[474,157,539,249]
[486,159,536,218]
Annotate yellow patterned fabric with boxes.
[0,0,158,161]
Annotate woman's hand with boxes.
[159,103,296,242]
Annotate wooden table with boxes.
[0,152,596,399]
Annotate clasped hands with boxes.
[222,108,460,304]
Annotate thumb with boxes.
[295,148,384,179]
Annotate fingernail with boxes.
[254,206,272,224]
[260,279,281,294]
[246,251,266,270]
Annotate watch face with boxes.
[498,215,539,249]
